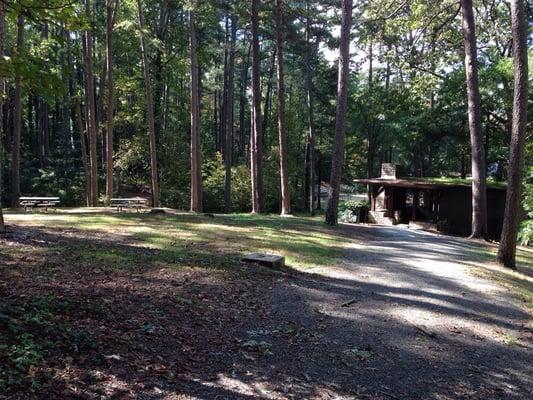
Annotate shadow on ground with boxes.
[0,214,531,400]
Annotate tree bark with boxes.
[220,17,229,158]
[224,16,237,213]
[137,0,160,207]
[325,0,352,225]
[305,5,315,215]
[497,0,528,268]
[213,89,218,152]
[0,2,6,230]
[262,48,276,141]
[189,10,202,212]
[250,0,264,213]
[460,0,488,238]
[66,31,87,204]
[460,152,467,179]
[153,1,170,139]
[238,41,251,159]
[44,27,51,159]
[83,0,99,206]
[77,102,91,206]
[366,39,374,204]
[11,14,24,208]
[37,99,48,167]
[275,0,291,215]
[28,92,35,153]
[97,46,107,168]
[105,0,118,204]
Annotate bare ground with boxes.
[0,215,531,400]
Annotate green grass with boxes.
[4,211,353,270]
[468,244,533,309]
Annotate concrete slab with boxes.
[241,253,285,269]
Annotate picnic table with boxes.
[110,197,149,213]
[20,197,60,212]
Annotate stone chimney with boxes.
[381,163,403,179]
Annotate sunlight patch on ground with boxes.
[4,211,352,270]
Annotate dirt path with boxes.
[183,225,532,400]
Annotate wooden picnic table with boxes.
[110,197,149,213]
[20,197,60,212]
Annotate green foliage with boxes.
[340,200,370,212]
[338,200,370,223]
[202,152,286,213]
[0,0,530,238]
[338,208,355,223]
[0,297,98,392]
[202,154,252,212]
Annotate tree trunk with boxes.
[224,16,237,213]
[325,0,352,225]
[60,29,72,149]
[98,50,107,170]
[40,23,51,165]
[11,14,24,208]
[275,0,291,215]
[28,92,35,153]
[37,99,47,167]
[484,112,490,166]
[83,0,99,206]
[0,2,6,231]
[316,153,322,210]
[497,0,528,268]
[213,89,218,152]
[77,103,91,206]
[460,0,488,238]
[366,39,374,204]
[137,0,160,207]
[70,31,91,206]
[105,0,118,204]
[305,6,315,215]
[250,0,264,213]
[189,10,202,212]
[262,48,276,141]
[238,41,251,159]
[162,81,169,133]
[460,151,467,179]
[220,16,229,158]
[153,1,169,140]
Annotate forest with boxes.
[0,0,531,247]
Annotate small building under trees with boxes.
[355,164,507,239]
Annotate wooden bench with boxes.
[110,197,149,213]
[20,197,60,212]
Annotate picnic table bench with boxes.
[20,197,60,212]
[110,197,149,213]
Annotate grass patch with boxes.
[468,244,533,309]
[5,211,351,270]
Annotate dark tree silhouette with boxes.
[497,0,529,268]
[325,0,353,225]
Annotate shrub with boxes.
[339,209,356,223]
[339,199,370,213]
